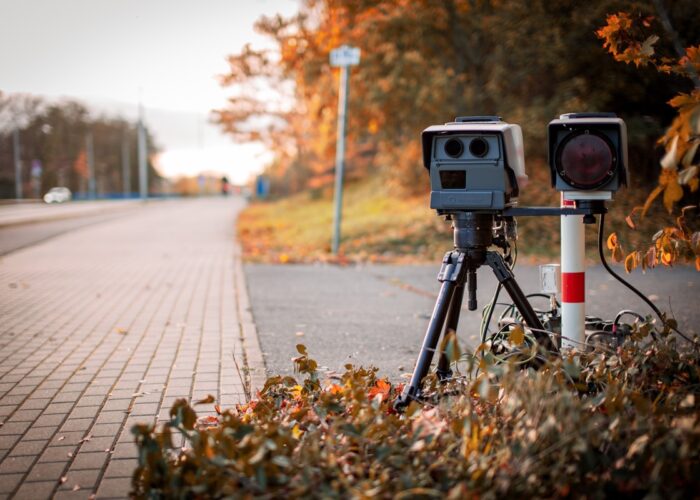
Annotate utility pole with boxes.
[329,45,360,255]
[137,102,148,200]
[122,132,131,198]
[13,128,22,199]
[86,132,96,199]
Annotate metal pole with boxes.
[138,105,148,200]
[86,132,96,199]
[560,195,586,348]
[13,128,22,199]
[122,133,131,198]
[331,64,350,255]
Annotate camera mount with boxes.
[396,212,564,408]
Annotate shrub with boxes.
[132,335,700,498]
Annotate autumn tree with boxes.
[0,92,160,198]
[215,0,694,197]
[596,2,700,271]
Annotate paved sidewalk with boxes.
[0,197,264,499]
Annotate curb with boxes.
[233,243,267,397]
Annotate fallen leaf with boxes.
[508,326,525,346]
[194,395,216,405]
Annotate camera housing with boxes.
[422,116,526,213]
[548,113,628,201]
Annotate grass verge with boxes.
[238,164,691,265]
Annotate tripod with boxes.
[395,212,559,408]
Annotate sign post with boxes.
[330,45,360,255]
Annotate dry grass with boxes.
[238,162,687,265]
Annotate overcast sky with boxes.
[0,0,299,183]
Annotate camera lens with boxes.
[556,131,615,189]
[469,137,489,157]
[444,138,464,158]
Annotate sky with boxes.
[0,0,300,183]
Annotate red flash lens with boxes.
[556,131,615,189]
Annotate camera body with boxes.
[548,113,628,201]
[422,116,526,213]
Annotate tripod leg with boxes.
[485,252,559,354]
[395,251,468,410]
[436,284,465,380]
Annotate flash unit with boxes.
[548,112,628,199]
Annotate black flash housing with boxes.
[547,113,628,195]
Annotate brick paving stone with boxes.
[0,455,34,474]
[33,414,65,427]
[53,488,96,499]
[14,480,57,497]
[0,422,31,435]
[94,412,125,425]
[103,458,137,478]
[0,474,23,494]
[69,451,108,471]
[0,198,259,494]
[79,437,113,454]
[90,424,121,438]
[23,426,59,441]
[7,409,42,422]
[8,439,47,456]
[96,476,131,498]
[38,445,76,463]
[60,418,93,432]
[50,432,87,447]
[58,468,101,491]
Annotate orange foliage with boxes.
[598,9,699,270]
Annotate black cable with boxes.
[613,310,645,328]
[598,213,695,345]
[481,284,502,343]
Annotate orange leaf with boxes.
[368,379,391,401]
[641,185,664,217]
[661,250,673,266]
[696,256,700,271]
[612,244,624,263]
[606,233,618,251]
[663,180,684,213]
[624,252,638,273]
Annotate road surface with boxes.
[245,262,700,379]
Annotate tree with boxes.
[215,0,693,197]
[596,2,700,271]
[0,92,161,198]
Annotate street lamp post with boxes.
[330,45,360,255]
[13,128,22,199]
[138,103,148,200]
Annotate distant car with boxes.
[43,187,72,204]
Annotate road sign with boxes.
[330,45,360,67]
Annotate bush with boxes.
[132,334,700,498]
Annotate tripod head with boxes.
[448,212,516,310]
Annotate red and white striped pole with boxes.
[561,194,585,349]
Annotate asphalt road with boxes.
[245,262,700,379]
[0,211,136,255]
[0,199,143,255]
